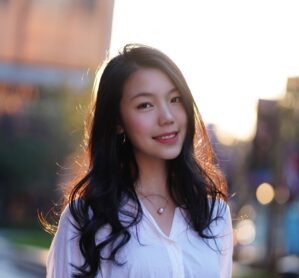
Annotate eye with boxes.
[137,102,153,109]
[171,96,182,103]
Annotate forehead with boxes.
[122,68,176,99]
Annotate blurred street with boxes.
[0,236,46,278]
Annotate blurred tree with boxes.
[0,84,90,227]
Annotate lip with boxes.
[153,131,178,144]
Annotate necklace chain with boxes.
[138,193,169,215]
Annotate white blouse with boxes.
[47,199,233,278]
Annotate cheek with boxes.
[123,114,153,136]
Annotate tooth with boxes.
[161,134,175,139]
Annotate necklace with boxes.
[138,193,169,215]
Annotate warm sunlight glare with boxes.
[110,0,299,141]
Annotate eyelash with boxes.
[136,96,182,110]
[137,103,153,109]
[171,96,182,103]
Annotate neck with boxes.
[134,155,169,197]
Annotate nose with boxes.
[158,104,174,126]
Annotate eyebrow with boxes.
[129,88,178,101]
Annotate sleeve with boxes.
[46,205,85,278]
[219,203,234,278]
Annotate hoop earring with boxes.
[122,133,126,144]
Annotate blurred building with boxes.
[280,77,299,261]
[0,0,114,225]
[0,0,114,89]
[235,77,299,274]
[248,99,279,189]
[281,77,299,197]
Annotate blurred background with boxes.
[0,0,298,277]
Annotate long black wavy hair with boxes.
[64,44,227,277]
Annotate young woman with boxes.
[47,44,233,278]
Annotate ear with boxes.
[116,124,124,134]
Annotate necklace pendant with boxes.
[157,207,165,214]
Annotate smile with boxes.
[153,132,178,143]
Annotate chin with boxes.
[158,150,182,160]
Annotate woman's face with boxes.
[119,68,187,163]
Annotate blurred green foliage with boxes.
[0,228,52,249]
[0,84,91,227]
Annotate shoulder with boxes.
[52,203,80,243]
[59,204,74,225]
[58,200,82,228]
[209,198,231,218]
[47,202,85,277]
[209,199,233,234]
[53,198,90,240]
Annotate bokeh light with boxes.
[236,219,256,245]
[237,245,259,265]
[256,183,275,205]
[238,204,256,220]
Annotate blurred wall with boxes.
[0,0,114,68]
